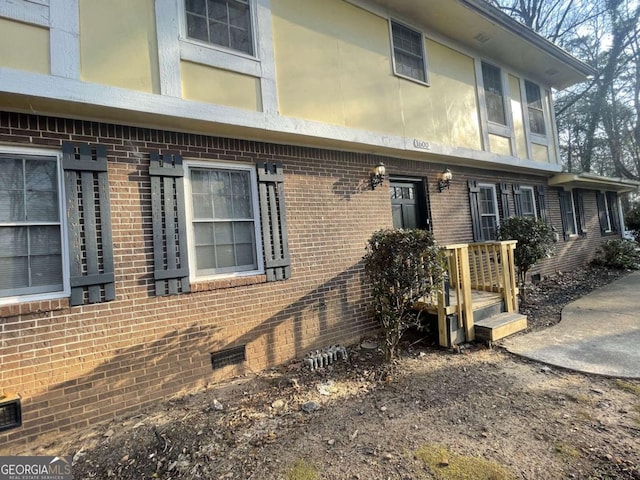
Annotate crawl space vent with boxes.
[0,394,22,432]
[211,345,246,370]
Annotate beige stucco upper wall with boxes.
[79,0,160,93]
[0,0,561,170]
[0,18,49,75]
[271,0,482,151]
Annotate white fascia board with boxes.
[1,67,563,175]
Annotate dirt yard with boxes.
[19,267,640,479]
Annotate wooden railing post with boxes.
[459,245,474,341]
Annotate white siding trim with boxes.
[0,0,49,27]
[0,68,564,175]
[49,0,79,79]
[548,88,561,166]
[179,40,262,77]
[155,0,182,97]
[255,0,278,114]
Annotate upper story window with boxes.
[0,152,64,298]
[187,162,262,278]
[481,62,506,126]
[390,20,427,84]
[525,80,546,136]
[185,0,253,55]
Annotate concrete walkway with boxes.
[502,270,640,379]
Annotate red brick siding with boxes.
[0,112,617,451]
[0,112,385,451]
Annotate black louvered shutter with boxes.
[513,183,523,217]
[574,189,587,237]
[62,142,115,306]
[499,182,510,219]
[150,153,190,295]
[596,192,607,233]
[608,192,620,232]
[257,162,291,281]
[468,180,481,242]
[536,185,548,223]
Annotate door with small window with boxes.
[390,180,430,230]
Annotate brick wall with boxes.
[0,112,387,451]
[0,112,617,451]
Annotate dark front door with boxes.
[390,179,430,230]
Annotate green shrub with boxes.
[497,216,555,301]
[363,229,445,362]
[591,239,640,270]
[625,202,640,242]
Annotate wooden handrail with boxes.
[434,241,518,346]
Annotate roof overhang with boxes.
[548,173,640,193]
[362,0,596,89]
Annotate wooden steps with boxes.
[474,312,527,342]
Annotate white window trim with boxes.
[478,183,500,240]
[0,146,70,306]
[184,159,264,282]
[388,18,430,87]
[178,0,260,68]
[521,79,550,150]
[521,186,537,218]
[476,60,515,154]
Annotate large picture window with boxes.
[0,153,64,298]
[187,163,262,277]
[185,0,253,55]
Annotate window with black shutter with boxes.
[558,189,586,240]
[149,154,291,291]
[469,180,499,241]
[597,191,620,234]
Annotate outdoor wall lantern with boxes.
[437,168,453,192]
[370,162,386,190]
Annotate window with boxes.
[185,0,253,55]
[478,184,499,240]
[0,152,64,299]
[481,62,506,125]
[520,186,537,217]
[597,191,619,234]
[559,189,586,239]
[187,162,262,278]
[525,80,546,136]
[390,21,427,83]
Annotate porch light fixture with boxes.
[370,162,386,190]
[437,169,452,192]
